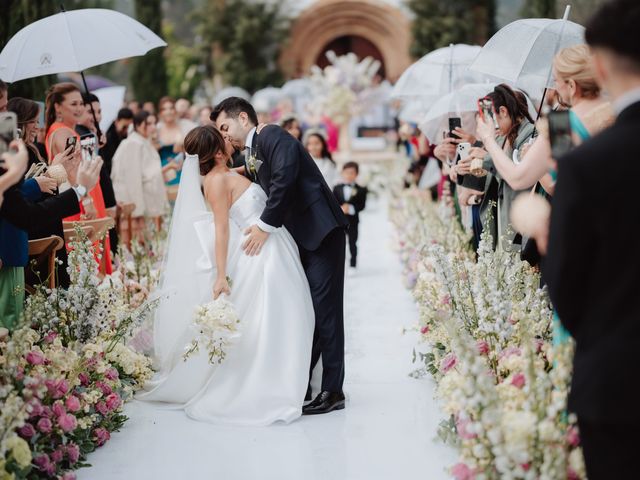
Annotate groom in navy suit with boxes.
[212,98,349,415]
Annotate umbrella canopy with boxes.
[251,87,284,112]
[58,72,116,91]
[213,86,251,106]
[391,44,484,101]
[281,78,314,114]
[0,8,166,83]
[93,85,126,133]
[398,99,432,124]
[469,15,584,95]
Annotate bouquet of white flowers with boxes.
[183,295,241,365]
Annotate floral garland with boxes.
[391,189,586,479]
[0,228,159,479]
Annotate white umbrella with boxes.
[251,87,284,112]
[281,78,314,114]
[398,99,432,124]
[93,86,126,134]
[213,86,251,106]
[469,7,584,96]
[0,8,166,83]
[390,44,484,101]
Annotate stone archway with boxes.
[280,0,412,82]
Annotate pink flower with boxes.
[96,401,110,416]
[26,350,46,365]
[45,379,69,399]
[78,372,90,387]
[33,454,51,471]
[95,381,112,396]
[65,395,81,413]
[66,443,80,464]
[62,473,77,480]
[93,427,111,446]
[105,368,119,381]
[441,353,457,373]
[105,393,121,412]
[567,468,580,480]
[511,373,526,389]
[37,417,52,433]
[50,448,64,464]
[41,406,53,418]
[15,365,25,381]
[441,294,451,306]
[451,462,475,480]
[58,413,78,433]
[456,417,477,440]
[43,331,58,344]
[476,340,490,356]
[566,426,580,447]
[499,346,522,360]
[18,423,36,438]
[420,326,429,335]
[52,401,66,417]
[28,399,43,418]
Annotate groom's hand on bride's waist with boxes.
[243,224,270,256]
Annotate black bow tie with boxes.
[345,183,355,187]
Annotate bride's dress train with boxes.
[138,156,315,426]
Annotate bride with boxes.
[137,125,315,426]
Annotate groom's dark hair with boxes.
[211,97,258,126]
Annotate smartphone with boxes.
[457,142,471,162]
[548,110,573,159]
[0,112,18,156]
[79,134,97,162]
[478,98,499,129]
[65,136,78,152]
[448,117,462,139]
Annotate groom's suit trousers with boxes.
[300,227,346,393]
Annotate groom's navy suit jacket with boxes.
[252,125,348,251]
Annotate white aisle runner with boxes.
[78,195,456,480]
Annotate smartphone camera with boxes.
[0,112,18,156]
[79,134,97,163]
[448,117,462,140]
[478,97,499,130]
[548,110,573,159]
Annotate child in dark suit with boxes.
[332,162,367,270]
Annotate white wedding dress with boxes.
[137,155,315,426]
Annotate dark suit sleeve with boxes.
[332,185,343,204]
[259,129,300,229]
[544,153,591,334]
[0,187,80,232]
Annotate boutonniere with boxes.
[247,152,263,177]
[349,186,359,200]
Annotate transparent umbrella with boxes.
[469,7,584,98]
[390,44,484,101]
[251,87,284,112]
[213,86,251,105]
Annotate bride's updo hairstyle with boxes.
[184,125,227,175]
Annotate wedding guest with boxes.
[0,140,28,208]
[333,162,367,271]
[157,96,196,192]
[142,101,155,115]
[465,84,535,251]
[280,114,302,141]
[175,98,191,120]
[111,111,168,244]
[128,100,141,115]
[0,79,7,112]
[198,105,213,126]
[304,129,339,187]
[545,2,640,478]
[45,82,113,273]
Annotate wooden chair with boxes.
[26,235,64,293]
[63,218,115,274]
[63,225,95,244]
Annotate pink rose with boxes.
[511,373,526,389]
[18,423,36,438]
[566,426,580,447]
[66,443,80,464]
[499,346,522,360]
[41,406,53,418]
[451,462,475,480]
[420,326,429,335]
[105,368,119,381]
[105,393,121,412]
[476,340,490,356]
[33,453,51,471]
[441,353,457,373]
[96,381,112,396]
[15,365,25,381]
[52,401,66,417]
[50,448,64,464]
[455,417,477,440]
[96,401,110,416]
[28,399,44,418]
[65,395,81,413]
[58,413,78,433]
[26,350,46,365]
[567,468,580,480]
[62,473,77,480]
[37,417,53,433]
[78,372,90,387]
[93,427,110,446]
[45,379,69,399]
[43,330,58,344]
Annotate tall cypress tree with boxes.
[130,0,168,104]
[521,0,557,18]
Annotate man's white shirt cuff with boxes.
[257,219,277,233]
[348,205,356,215]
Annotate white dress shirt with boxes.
[342,184,356,216]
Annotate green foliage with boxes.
[163,22,204,100]
[197,0,291,93]
[0,0,114,100]
[407,0,495,58]
[130,0,168,105]
[521,0,557,18]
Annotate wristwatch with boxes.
[72,184,88,200]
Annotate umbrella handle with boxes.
[80,71,103,140]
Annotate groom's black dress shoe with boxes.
[304,385,312,402]
[302,391,345,415]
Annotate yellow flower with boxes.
[5,435,32,468]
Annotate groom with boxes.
[212,98,349,415]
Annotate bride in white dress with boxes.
[137,125,315,426]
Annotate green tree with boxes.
[521,0,557,18]
[163,21,204,100]
[130,0,168,105]
[408,0,496,58]
[197,0,290,93]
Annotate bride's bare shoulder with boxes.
[202,171,230,199]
